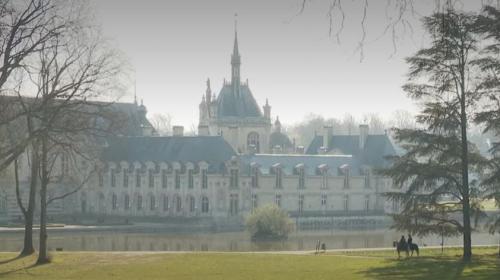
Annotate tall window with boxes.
[364,170,371,188]
[111,169,116,188]
[343,168,350,189]
[136,171,141,188]
[343,195,349,212]
[321,169,328,189]
[150,195,156,211]
[230,169,239,188]
[161,170,168,189]
[275,194,282,208]
[163,195,169,211]
[247,132,260,153]
[189,196,195,212]
[148,170,154,188]
[188,169,194,189]
[176,196,182,212]
[137,195,143,210]
[275,167,283,189]
[251,166,259,188]
[298,195,304,214]
[98,172,103,187]
[229,194,239,216]
[124,194,130,210]
[364,195,370,211]
[251,194,258,210]
[202,196,209,213]
[123,172,129,188]
[298,168,305,189]
[201,169,208,189]
[321,194,327,207]
[112,193,117,210]
[175,170,180,189]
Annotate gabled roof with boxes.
[217,84,263,118]
[102,136,236,172]
[305,134,396,168]
[240,154,359,176]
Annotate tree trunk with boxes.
[459,70,472,262]
[36,137,49,265]
[20,148,39,256]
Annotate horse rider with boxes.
[407,234,413,246]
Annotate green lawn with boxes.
[0,248,499,280]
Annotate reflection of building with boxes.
[0,26,399,227]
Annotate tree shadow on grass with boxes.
[0,254,29,265]
[360,255,500,280]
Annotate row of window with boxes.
[101,169,209,190]
[100,168,372,191]
[98,194,210,213]
[251,166,368,189]
[250,194,372,213]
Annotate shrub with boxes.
[245,204,294,241]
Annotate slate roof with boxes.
[217,84,263,118]
[102,136,236,173]
[240,154,359,176]
[305,135,397,168]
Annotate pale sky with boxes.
[90,0,486,128]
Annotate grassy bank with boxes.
[0,247,499,279]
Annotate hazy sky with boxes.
[90,0,486,128]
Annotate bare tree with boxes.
[150,113,172,136]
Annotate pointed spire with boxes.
[233,13,239,57]
[231,13,241,92]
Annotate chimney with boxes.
[173,126,184,137]
[359,124,369,150]
[198,125,210,136]
[323,126,333,151]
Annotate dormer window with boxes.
[188,169,194,189]
[295,164,305,189]
[123,171,129,188]
[201,169,208,189]
[273,163,283,189]
[148,169,154,188]
[317,164,328,189]
[338,164,350,189]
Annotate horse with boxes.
[396,240,409,259]
[409,243,419,256]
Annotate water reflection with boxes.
[0,230,497,252]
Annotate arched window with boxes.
[112,193,118,210]
[247,132,260,153]
[202,196,209,213]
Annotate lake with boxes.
[0,227,498,252]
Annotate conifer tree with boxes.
[380,10,486,262]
